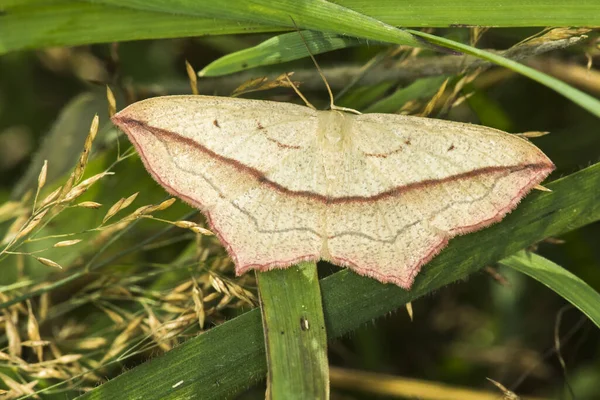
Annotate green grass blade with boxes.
[92,0,425,48]
[340,0,600,26]
[499,251,600,329]
[0,1,278,55]
[199,31,361,77]
[257,263,329,399]
[77,163,600,399]
[4,1,600,54]
[408,30,600,119]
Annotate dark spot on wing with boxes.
[257,121,264,130]
[448,144,455,151]
[213,119,220,128]
[404,139,412,145]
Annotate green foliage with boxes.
[2,1,600,54]
[0,2,599,399]
[77,165,600,399]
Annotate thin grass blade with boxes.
[91,0,425,48]
[499,251,600,329]
[257,263,328,399]
[200,31,362,77]
[3,1,600,54]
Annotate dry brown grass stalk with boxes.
[0,112,256,398]
[185,60,199,95]
[26,301,43,361]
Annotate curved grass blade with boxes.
[0,2,277,55]
[257,263,329,399]
[77,163,600,399]
[200,31,362,77]
[499,251,600,329]
[4,1,600,55]
[90,0,425,48]
[342,0,600,27]
[407,30,600,119]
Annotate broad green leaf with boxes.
[500,251,600,329]
[200,31,362,77]
[257,263,328,399]
[77,163,600,399]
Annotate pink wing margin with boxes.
[112,105,554,289]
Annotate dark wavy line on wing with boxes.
[148,127,520,245]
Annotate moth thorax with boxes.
[317,111,351,151]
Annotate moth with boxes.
[112,94,553,288]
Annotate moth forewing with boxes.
[112,95,553,288]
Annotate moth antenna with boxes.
[284,74,316,110]
[291,18,361,115]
